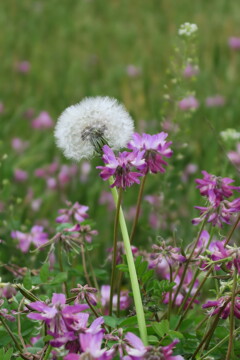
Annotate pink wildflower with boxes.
[178,96,199,110]
[11,225,48,253]
[97,145,146,189]
[228,37,240,50]
[205,95,225,107]
[14,168,28,182]
[32,111,53,129]
[128,132,173,174]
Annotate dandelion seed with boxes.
[54,97,134,161]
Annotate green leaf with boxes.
[137,261,148,277]
[50,272,68,285]
[23,270,32,290]
[116,264,128,272]
[103,316,118,328]
[3,348,13,360]
[40,263,49,282]
[118,315,138,327]
[152,320,169,337]
[168,330,184,339]
[148,335,159,345]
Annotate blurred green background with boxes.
[0,0,240,264]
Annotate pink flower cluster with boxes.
[97,132,173,189]
[192,171,240,227]
[35,161,78,190]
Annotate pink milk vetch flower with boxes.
[11,225,48,253]
[128,132,173,174]
[97,145,146,189]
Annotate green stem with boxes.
[80,243,92,287]
[226,268,238,360]
[175,265,213,331]
[224,214,240,247]
[168,264,173,320]
[42,344,52,360]
[130,175,147,243]
[172,219,207,307]
[192,296,233,359]
[200,327,240,359]
[86,248,100,292]
[0,314,22,353]
[109,188,122,316]
[58,240,69,297]
[178,226,214,315]
[109,177,148,345]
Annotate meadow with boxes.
[0,1,240,359]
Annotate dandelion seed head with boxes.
[54,96,134,161]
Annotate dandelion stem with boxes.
[109,177,148,346]
[130,175,147,243]
[109,188,122,316]
[226,268,238,360]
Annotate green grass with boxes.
[0,0,240,258]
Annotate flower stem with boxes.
[172,219,206,308]
[191,295,234,359]
[109,188,122,316]
[0,314,23,353]
[226,268,238,360]
[42,344,52,360]
[130,175,147,243]
[175,265,213,331]
[224,214,240,247]
[58,240,69,297]
[200,326,240,359]
[109,177,148,346]
[80,243,92,287]
[86,248,100,292]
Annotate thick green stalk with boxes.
[109,188,122,316]
[109,178,148,345]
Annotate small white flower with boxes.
[178,22,198,37]
[54,96,134,161]
[220,128,240,142]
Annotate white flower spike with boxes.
[54,96,134,161]
[178,22,198,37]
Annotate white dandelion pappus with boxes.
[54,97,134,161]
